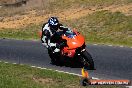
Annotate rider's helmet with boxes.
[48,17,59,31]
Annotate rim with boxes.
[81,57,89,67]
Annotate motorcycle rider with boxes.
[41,17,69,53]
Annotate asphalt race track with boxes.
[0,39,132,81]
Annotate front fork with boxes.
[77,49,86,56]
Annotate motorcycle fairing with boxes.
[61,48,75,58]
[62,31,85,49]
[61,30,85,58]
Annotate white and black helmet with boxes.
[48,17,59,31]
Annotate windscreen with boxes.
[65,29,76,38]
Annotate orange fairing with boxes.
[62,49,76,58]
[62,32,85,49]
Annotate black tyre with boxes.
[48,50,62,65]
[81,51,95,70]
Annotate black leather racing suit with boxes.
[41,23,68,52]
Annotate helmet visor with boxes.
[50,25,59,31]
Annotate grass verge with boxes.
[0,24,41,40]
[66,11,132,46]
[0,61,124,88]
[0,11,131,47]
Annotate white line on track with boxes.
[32,66,82,76]
[32,66,100,79]
[93,44,98,46]
[4,62,9,63]
[126,86,132,88]
[91,43,132,48]
[12,63,17,64]
[108,45,113,47]
[120,45,124,47]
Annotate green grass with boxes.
[0,24,41,40]
[0,11,132,47]
[65,11,132,46]
[0,62,79,88]
[0,61,124,88]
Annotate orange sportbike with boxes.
[41,29,95,70]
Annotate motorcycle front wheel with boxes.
[81,50,95,70]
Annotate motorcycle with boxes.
[40,29,95,70]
